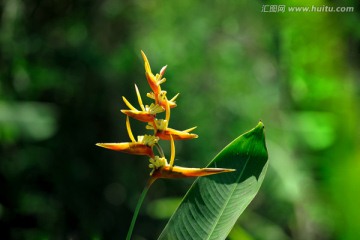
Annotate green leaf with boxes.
[158,122,269,240]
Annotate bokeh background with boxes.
[1,0,359,239]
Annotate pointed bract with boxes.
[151,165,235,179]
[141,50,165,95]
[96,142,154,158]
[156,127,198,140]
[147,92,178,109]
[121,90,164,123]
[121,109,156,123]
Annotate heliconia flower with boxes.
[156,127,198,140]
[151,166,235,179]
[96,51,236,240]
[146,99,198,140]
[146,119,168,132]
[147,91,179,109]
[149,156,168,176]
[121,97,164,122]
[96,116,159,158]
[141,50,167,95]
[147,120,198,140]
[121,85,164,123]
[141,50,179,109]
[96,141,155,157]
[148,135,235,178]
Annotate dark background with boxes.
[1,0,359,239]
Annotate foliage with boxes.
[159,122,268,239]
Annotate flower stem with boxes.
[155,143,165,158]
[126,178,156,240]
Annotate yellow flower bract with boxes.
[96,51,235,179]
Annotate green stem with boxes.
[126,178,156,240]
[155,143,165,158]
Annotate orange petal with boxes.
[146,72,161,95]
[121,110,155,123]
[155,94,177,109]
[158,99,177,109]
[141,51,161,94]
[156,128,198,140]
[151,165,235,179]
[96,142,154,157]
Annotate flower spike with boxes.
[97,51,237,240]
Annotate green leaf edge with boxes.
[158,121,269,240]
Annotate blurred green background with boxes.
[1,0,359,239]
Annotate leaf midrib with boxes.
[205,154,251,240]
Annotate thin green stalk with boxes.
[126,178,156,240]
[155,143,165,158]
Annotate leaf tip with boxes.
[257,120,265,129]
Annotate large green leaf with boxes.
[158,122,268,240]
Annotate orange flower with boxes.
[147,120,198,140]
[141,50,166,95]
[141,50,179,109]
[151,165,235,179]
[148,135,235,178]
[96,141,155,157]
[121,85,164,123]
[147,91,179,109]
[146,100,198,140]
[156,127,198,140]
[96,116,159,158]
[98,51,234,181]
